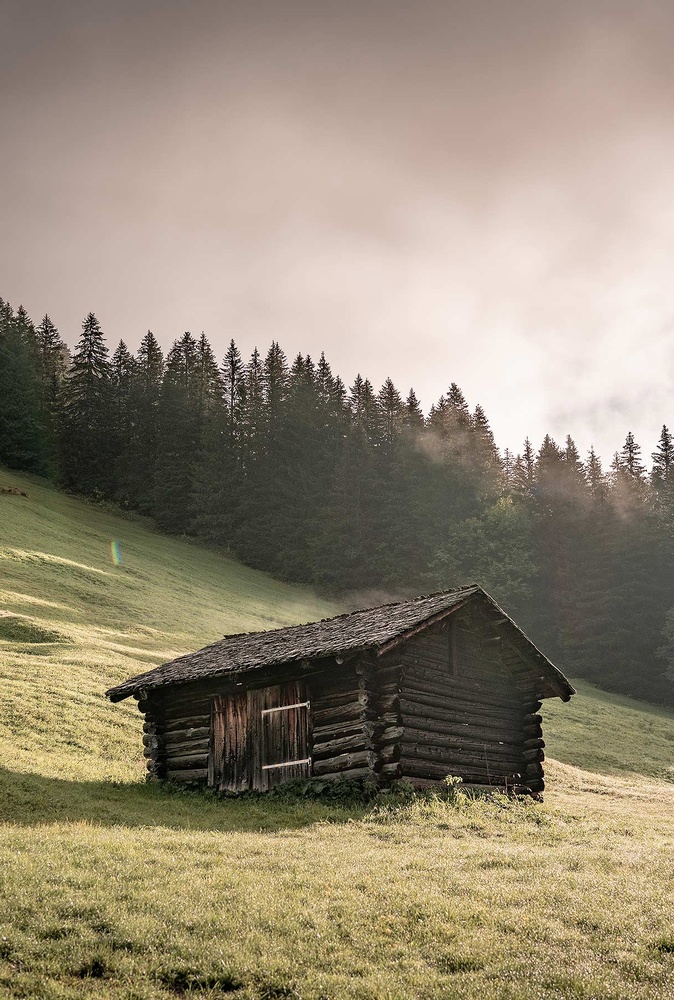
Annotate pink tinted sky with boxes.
[3,0,674,464]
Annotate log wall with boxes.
[393,605,545,792]
[137,658,372,789]
[306,662,373,779]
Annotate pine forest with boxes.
[2,298,674,705]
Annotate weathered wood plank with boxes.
[401,724,524,754]
[166,768,208,782]
[312,750,377,776]
[400,699,522,739]
[312,733,372,758]
[316,767,374,782]
[402,759,521,782]
[312,701,367,726]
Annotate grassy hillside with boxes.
[0,468,339,783]
[1,468,673,1000]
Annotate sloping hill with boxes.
[1,468,674,1000]
[0,468,339,782]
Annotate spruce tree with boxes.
[229,348,267,562]
[109,340,135,502]
[240,347,264,462]
[563,434,585,480]
[619,431,647,479]
[403,388,424,430]
[585,446,607,502]
[111,340,134,408]
[35,315,69,415]
[0,301,49,473]
[195,333,223,421]
[240,341,291,570]
[511,438,536,497]
[651,425,674,488]
[59,312,112,495]
[120,331,164,511]
[222,339,244,442]
[152,333,202,531]
[501,448,515,492]
[471,403,501,487]
[261,341,289,446]
[377,378,403,447]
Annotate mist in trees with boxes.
[2,297,674,705]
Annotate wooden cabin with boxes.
[106,586,574,796]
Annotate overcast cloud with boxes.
[2,0,674,463]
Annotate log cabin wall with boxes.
[373,659,404,783]
[135,605,549,793]
[138,682,212,785]
[395,605,543,789]
[309,660,378,780]
[136,658,376,789]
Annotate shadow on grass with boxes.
[0,766,364,833]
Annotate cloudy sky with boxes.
[3,0,674,463]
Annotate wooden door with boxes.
[209,680,311,792]
[249,680,311,791]
[208,691,249,792]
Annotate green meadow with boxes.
[1,469,673,999]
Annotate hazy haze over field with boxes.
[3,0,674,461]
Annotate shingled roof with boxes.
[106,585,575,703]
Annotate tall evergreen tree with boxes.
[119,331,164,511]
[350,376,381,444]
[471,403,501,488]
[35,314,69,416]
[378,378,404,447]
[585,446,607,502]
[109,340,135,501]
[0,301,49,473]
[152,333,204,531]
[501,447,515,491]
[651,425,674,488]
[511,438,536,497]
[619,431,647,479]
[403,388,424,430]
[222,339,244,442]
[240,347,264,463]
[60,312,112,495]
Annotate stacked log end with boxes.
[521,698,545,795]
[310,662,381,781]
[137,686,212,785]
[372,661,403,784]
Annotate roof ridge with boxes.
[217,585,477,640]
[108,584,564,705]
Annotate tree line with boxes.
[2,298,674,703]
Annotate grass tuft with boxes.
[74,956,110,979]
[158,967,244,994]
